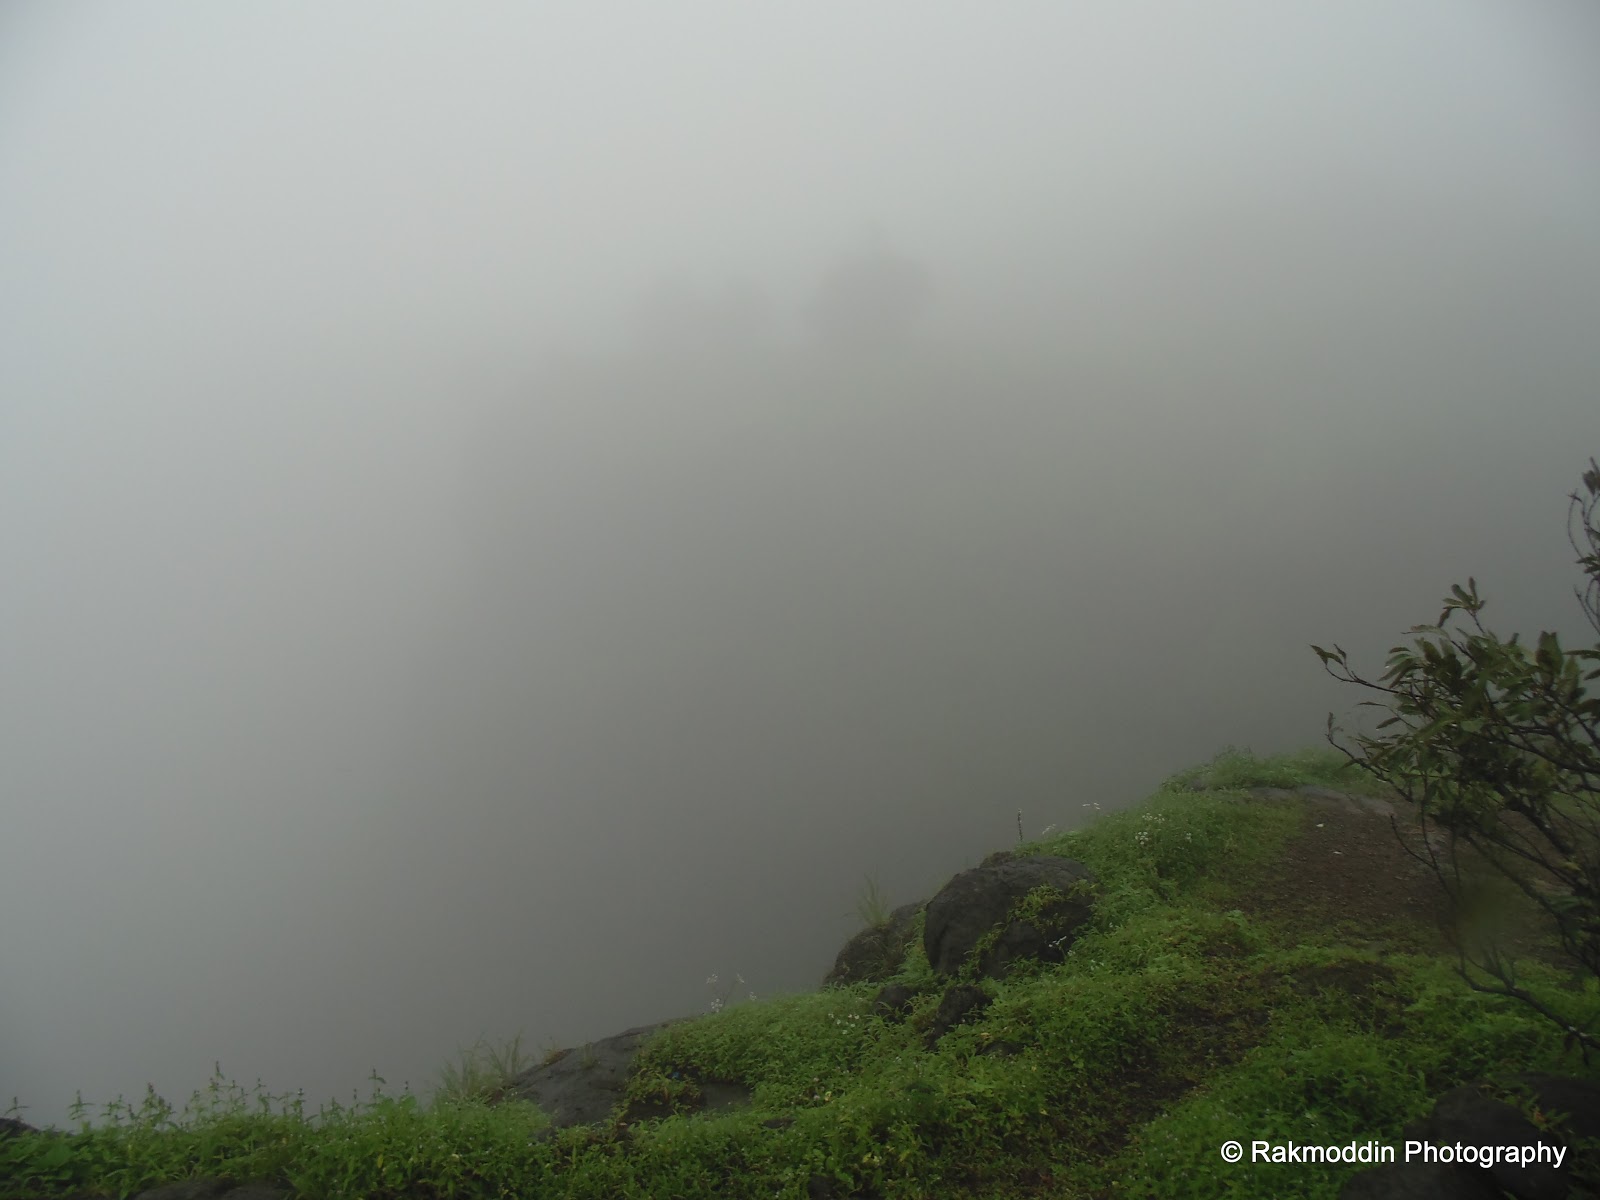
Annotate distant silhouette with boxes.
[804,230,933,356]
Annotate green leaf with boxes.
[1536,630,1562,669]
[38,1142,72,1170]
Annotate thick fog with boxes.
[3,1,1598,1128]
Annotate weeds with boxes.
[432,1033,537,1105]
[705,972,757,1014]
[852,875,892,928]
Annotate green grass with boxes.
[6,746,1596,1199]
[1155,742,1391,796]
[433,1033,542,1105]
[853,874,894,929]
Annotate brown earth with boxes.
[1226,785,1562,963]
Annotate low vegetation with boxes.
[6,745,1598,1199]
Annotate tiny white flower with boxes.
[706,974,718,985]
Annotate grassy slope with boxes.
[6,747,1598,1199]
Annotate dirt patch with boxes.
[1228,788,1451,949]
[1226,787,1563,966]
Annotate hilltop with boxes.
[4,746,1597,1199]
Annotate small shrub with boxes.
[853,875,893,928]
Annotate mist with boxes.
[3,1,1598,1127]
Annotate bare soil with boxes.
[1227,785,1561,963]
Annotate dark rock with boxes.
[926,983,992,1047]
[510,1021,754,1134]
[506,1020,684,1130]
[0,1115,39,1139]
[214,1188,291,1200]
[922,855,1096,980]
[1498,1072,1600,1143]
[1388,1075,1600,1196]
[762,1116,794,1130]
[1338,1161,1504,1199]
[1427,1088,1561,1200]
[823,902,923,987]
[871,983,918,1022]
[1422,1083,1569,1200]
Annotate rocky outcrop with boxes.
[922,854,1097,980]
[506,1020,697,1131]
[492,854,1098,1137]
[507,1021,658,1128]
[1493,1072,1600,1146]
[498,1020,754,1135]
[1339,1072,1600,1199]
[823,901,924,987]
[490,853,1096,1137]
